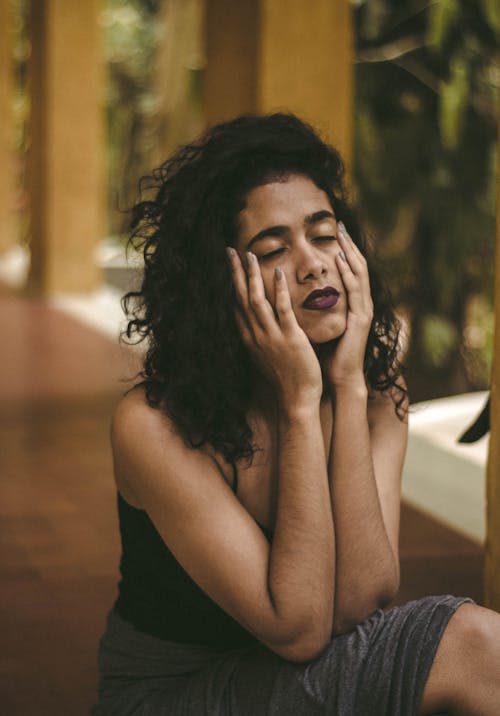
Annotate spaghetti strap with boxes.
[231,462,238,495]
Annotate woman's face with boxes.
[235,174,348,344]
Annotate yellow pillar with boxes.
[203,0,353,164]
[154,0,204,162]
[27,0,104,295]
[203,0,258,126]
[485,113,500,610]
[0,0,15,254]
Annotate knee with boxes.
[422,604,499,713]
[447,603,499,656]
[420,603,500,714]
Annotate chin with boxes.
[301,316,346,344]
[307,327,346,345]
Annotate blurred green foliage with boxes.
[354,0,498,400]
[103,0,163,237]
[9,0,497,401]
[103,0,203,237]
[102,0,498,400]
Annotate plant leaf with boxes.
[439,55,469,149]
[427,0,460,49]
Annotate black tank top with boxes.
[114,464,273,648]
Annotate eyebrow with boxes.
[246,210,336,250]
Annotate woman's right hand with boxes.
[227,248,323,410]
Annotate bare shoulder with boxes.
[108,385,295,655]
[112,384,174,438]
[111,385,177,470]
[111,385,171,504]
[110,384,229,506]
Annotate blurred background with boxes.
[4,0,498,398]
[0,0,498,713]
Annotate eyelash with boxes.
[260,236,337,261]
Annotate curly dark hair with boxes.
[123,113,408,466]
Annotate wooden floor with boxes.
[0,290,484,716]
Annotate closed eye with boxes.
[260,236,336,261]
[260,248,286,260]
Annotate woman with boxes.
[92,113,500,715]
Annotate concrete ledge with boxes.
[404,392,488,543]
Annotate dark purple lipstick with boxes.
[303,286,340,310]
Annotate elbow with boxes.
[272,632,330,663]
[333,570,400,636]
[385,560,400,605]
[267,613,333,663]
[332,602,374,635]
[373,558,400,611]
[375,564,400,610]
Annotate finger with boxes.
[337,221,365,260]
[337,223,372,305]
[245,251,281,331]
[336,252,374,322]
[228,248,282,339]
[335,250,365,314]
[227,247,251,310]
[273,267,301,333]
[337,222,367,275]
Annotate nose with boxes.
[295,241,327,283]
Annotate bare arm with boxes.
[321,222,407,633]
[114,241,336,662]
[112,390,333,663]
[328,381,407,634]
[270,401,334,657]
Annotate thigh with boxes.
[419,603,500,716]
[231,595,473,716]
[94,599,473,715]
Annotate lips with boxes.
[303,286,340,309]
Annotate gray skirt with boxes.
[91,595,472,715]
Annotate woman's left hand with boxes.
[322,221,373,390]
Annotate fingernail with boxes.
[338,221,348,239]
[226,247,235,261]
[339,250,346,262]
[275,267,283,280]
[246,251,255,266]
